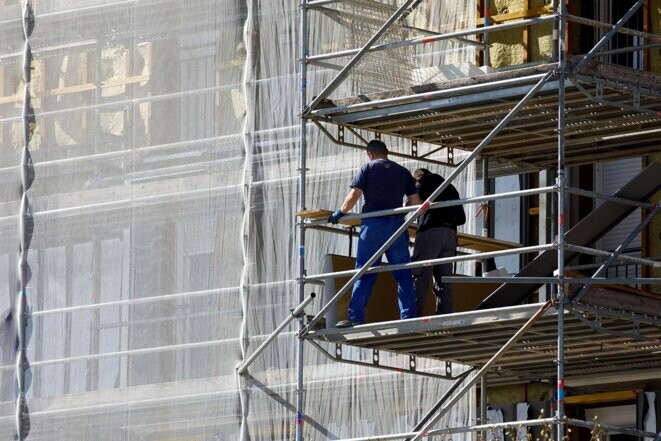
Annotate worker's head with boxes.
[366,139,388,160]
[413,168,431,181]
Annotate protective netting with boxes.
[0,1,477,439]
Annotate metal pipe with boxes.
[296,1,309,439]
[306,16,556,64]
[310,73,548,116]
[480,375,487,441]
[592,41,661,58]
[408,301,553,441]
[339,418,558,441]
[307,0,344,7]
[305,244,554,282]
[564,244,661,269]
[566,14,661,42]
[572,0,645,73]
[555,6,568,439]
[566,418,660,439]
[482,157,490,239]
[406,369,476,440]
[237,293,316,375]
[304,0,424,112]
[483,0,490,67]
[443,276,660,284]
[564,186,653,209]
[305,186,557,226]
[572,205,660,303]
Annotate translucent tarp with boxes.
[0,1,477,439]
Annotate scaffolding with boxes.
[240,0,659,439]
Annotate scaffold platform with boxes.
[302,300,661,386]
[308,58,661,171]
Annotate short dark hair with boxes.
[366,139,388,156]
[413,168,431,180]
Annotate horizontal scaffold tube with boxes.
[305,186,557,226]
[307,15,556,63]
[565,244,661,269]
[304,244,554,282]
[309,73,549,116]
[445,276,659,285]
[564,186,653,209]
[566,14,661,42]
[336,418,556,441]
[566,418,660,439]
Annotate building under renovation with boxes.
[0,0,660,440]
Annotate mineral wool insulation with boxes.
[0,1,478,439]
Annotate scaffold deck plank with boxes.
[308,58,661,170]
[303,302,661,386]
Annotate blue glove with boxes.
[329,209,344,224]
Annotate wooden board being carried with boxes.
[297,208,520,252]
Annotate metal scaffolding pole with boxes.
[303,71,553,333]
[296,1,309,439]
[555,1,567,439]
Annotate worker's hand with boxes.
[329,209,344,224]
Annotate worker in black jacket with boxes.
[411,168,466,316]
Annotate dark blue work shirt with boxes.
[350,159,417,213]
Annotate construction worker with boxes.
[411,168,466,316]
[329,139,421,328]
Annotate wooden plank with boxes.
[297,208,521,252]
[477,5,553,26]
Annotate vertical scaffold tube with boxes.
[555,1,567,440]
[296,1,309,440]
[16,1,36,440]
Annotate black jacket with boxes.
[416,173,466,232]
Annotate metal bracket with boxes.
[447,146,454,165]
[445,361,452,377]
[309,340,457,380]
[596,82,604,100]
[568,306,657,342]
[411,139,418,157]
[338,124,345,143]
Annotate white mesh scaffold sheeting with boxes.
[0,1,477,439]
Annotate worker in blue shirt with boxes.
[329,139,421,327]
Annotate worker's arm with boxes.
[340,187,363,213]
[330,188,363,224]
[405,192,421,206]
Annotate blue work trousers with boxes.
[348,216,417,323]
